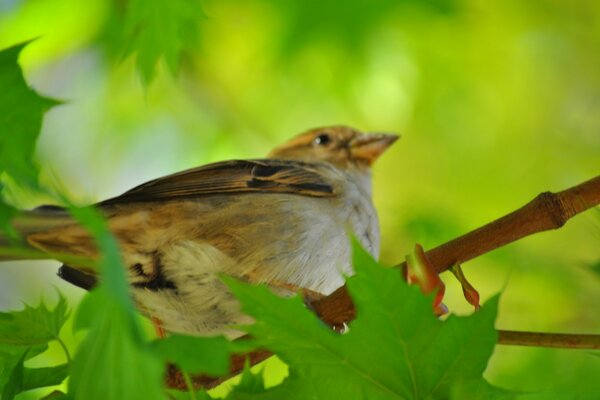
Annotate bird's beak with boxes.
[350,133,400,165]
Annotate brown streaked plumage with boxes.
[2,125,398,337]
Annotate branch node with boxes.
[536,191,571,228]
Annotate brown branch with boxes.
[166,350,273,390]
[498,330,600,349]
[311,175,600,326]
[168,329,600,390]
[168,175,600,390]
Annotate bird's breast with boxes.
[115,186,379,336]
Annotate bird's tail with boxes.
[0,206,75,261]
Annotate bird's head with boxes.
[269,126,399,169]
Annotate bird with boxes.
[1,126,398,338]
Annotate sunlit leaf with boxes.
[167,387,213,400]
[1,349,27,400]
[225,242,502,399]
[0,294,69,347]
[20,363,70,392]
[40,391,68,400]
[0,344,53,400]
[450,379,518,400]
[67,206,131,311]
[102,0,205,83]
[68,207,166,400]
[0,41,60,188]
[225,362,266,399]
[235,363,266,394]
[69,289,165,400]
[150,334,242,376]
[0,295,69,398]
[0,198,19,242]
[274,0,457,57]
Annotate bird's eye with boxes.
[313,133,331,146]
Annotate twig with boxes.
[498,331,600,349]
[166,350,273,391]
[169,326,600,390]
[312,175,600,327]
[171,175,600,389]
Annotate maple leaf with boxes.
[0,41,59,188]
[225,242,502,400]
[0,295,70,400]
[102,0,204,84]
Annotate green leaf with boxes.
[0,294,69,347]
[225,242,503,400]
[40,391,68,400]
[0,41,60,188]
[450,379,518,400]
[21,363,69,391]
[0,344,61,400]
[0,197,19,242]
[150,334,240,376]
[68,207,166,400]
[69,289,166,400]
[224,363,266,399]
[274,0,457,59]
[0,295,69,398]
[235,363,266,394]
[68,206,131,312]
[166,388,213,400]
[1,349,27,400]
[102,0,204,84]
[0,342,48,364]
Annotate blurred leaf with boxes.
[0,295,69,398]
[69,290,166,400]
[68,207,165,400]
[0,198,18,241]
[0,41,60,188]
[274,0,457,57]
[0,344,60,400]
[1,349,27,400]
[21,363,69,391]
[0,342,48,364]
[167,388,213,400]
[68,206,131,312]
[225,241,502,399]
[403,212,463,248]
[102,0,204,83]
[224,363,266,399]
[450,379,519,400]
[0,293,69,347]
[235,363,266,394]
[40,391,68,400]
[150,334,246,376]
[589,259,600,276]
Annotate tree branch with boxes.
[311,175,600,326]
[167,175,600,390]
[498,330,600,349]
[169,328,600,390]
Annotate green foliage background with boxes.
[0,0,599,398]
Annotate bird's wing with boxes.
[99,159,336,206]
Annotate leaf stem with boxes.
[56,337,72,364]
[181,370,197,400]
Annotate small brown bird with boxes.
[1,126,397,337]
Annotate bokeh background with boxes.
[1,0,599,397]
